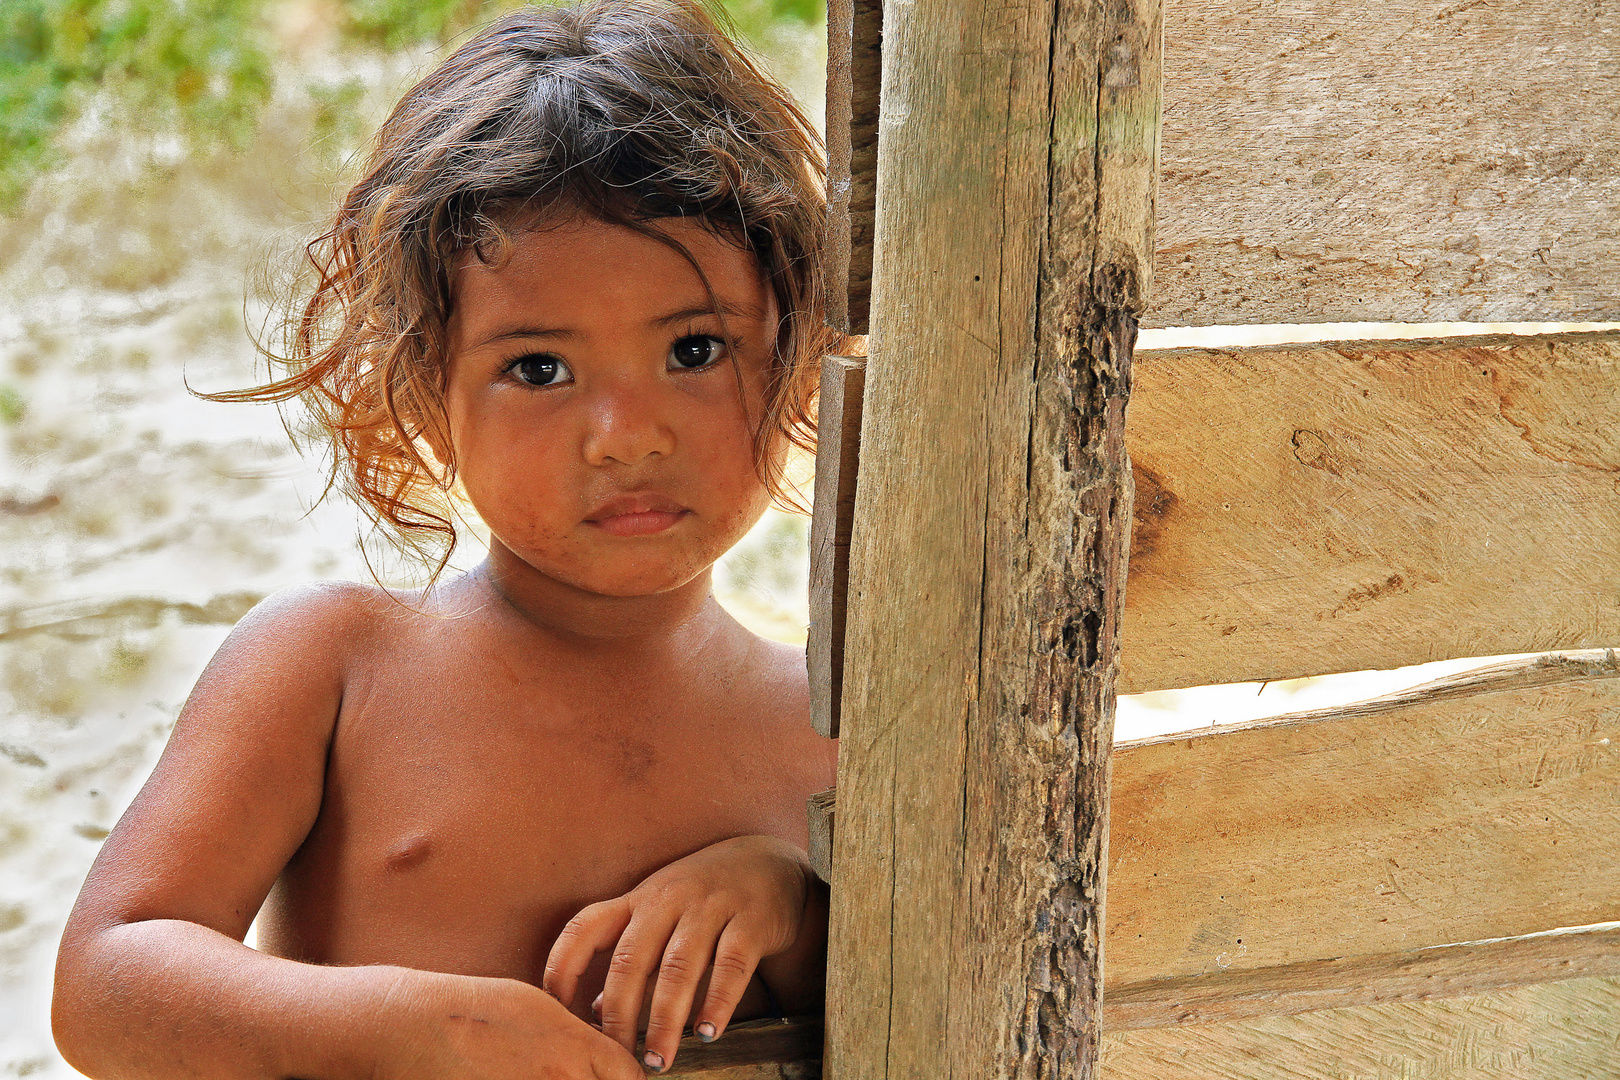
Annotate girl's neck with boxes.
[466,540,730,653]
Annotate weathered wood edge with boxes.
[1104,922,1620,1031]
[807,356,865,739]
[1119,649,1620,751]
[822,0,880,334]
[665,1017,823,1074]
[1134,327,1620,365]
[806,786,834,882]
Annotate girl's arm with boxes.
[52,585,640,1080]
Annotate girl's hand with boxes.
[382,968,645,1080]
[542,835,813,1072]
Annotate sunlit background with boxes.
[0,1,1608,1074]
[0,2,822,1070]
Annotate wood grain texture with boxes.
[806,786,834,883]
[1147,0,1620,327]
[821,0,1159,1077]
[1101,976,1620,1078]
[666,1018,822,1077]
[1108,651,1620,988]
[822,0,881,334]
[1107,921,1620,1030]
[1119,331,1620,693]
[800,656,1620,1026]
[807,356,864,739]
[789,785,1620,1029]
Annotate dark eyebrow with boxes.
[652,299,769,327]
[471,299,768,352]
[473,325,577,350]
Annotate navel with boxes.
[383,835,434,872]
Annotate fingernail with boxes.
[696,1022,717,1042]
[643,1052,665,1073]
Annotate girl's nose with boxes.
[580,379,677,467]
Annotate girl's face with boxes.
[442,213,780,598]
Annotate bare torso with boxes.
[255,575,835,1016]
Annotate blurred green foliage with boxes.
[0,0,274,206]
[0,0,824,213]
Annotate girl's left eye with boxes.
[668,335,726,371]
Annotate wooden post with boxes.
[823,0,1161,1078]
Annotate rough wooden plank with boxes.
[1108,651,1620,989]
[1107,921,1620,1031]
[1119,331,1620,694]
[1147,0,1620,327]
[793,748,1620,1029]
[805,786,834,883]
[821,0,1159,1078]
[666,1017,821,1077]
[1101,976,1620,1079]
[822,0,881,334]
[807,356,864,739]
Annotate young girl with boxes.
[51,3,847,1076]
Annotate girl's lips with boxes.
[590,509,689,537]
[585,492,688,536]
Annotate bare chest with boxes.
[258,664,830,983]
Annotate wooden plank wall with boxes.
[1148,0,1620,326]
[1101,976,1620,1079]
[1119,331,1620,693]
[1104,651,1620,1075]
[811,653,1620,1012]
[1106,652,1620,993]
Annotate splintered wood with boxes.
[820,0,1159,1077]
[1119,331,1620,693]
[1149,0,1620,325]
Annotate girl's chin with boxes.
[542,555,713,599]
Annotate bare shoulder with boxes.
[224,579,399,654]
[741,632,834,757]
[744,635,811,712]
[65,580,418,940]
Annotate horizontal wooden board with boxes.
[1147,0,1620,326]
[667,1017,821,1076]
[1101,975,1620,1079]
[1120,331,1620,693]
[1107,921,1620,1030]
[1108,651,1620,988]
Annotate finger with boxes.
[598,909,679,1058]
[587,1026,646,1080]
[545,899,633,1009]
[641,914,730,1072]
[692,919,762,1042]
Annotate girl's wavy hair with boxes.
[219,0,848,574]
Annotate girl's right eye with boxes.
[506,353,572,387]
